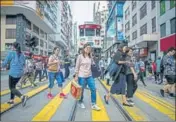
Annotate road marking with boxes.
[0,84,48,114]
[135,91,175,120]
[101,80,148,121]
[137,89,175,111]
[0,79,46,96]
[92,91,110,121]
[32,82,71,121]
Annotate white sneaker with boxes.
[91,104,101,111]
[78,103,85,109]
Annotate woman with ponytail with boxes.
[1,42,28,107]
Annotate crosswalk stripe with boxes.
[101,80,148,121]
[0,79,45,96]
[135,91,175,120]
[137,89,175,111]
[32,82,71,121]
[0,84,48,114]
[92,91,110,121]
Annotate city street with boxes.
[0,0,176,121]
[0,69,175,121]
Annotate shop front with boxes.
[160,34,176,52]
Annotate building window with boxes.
[152,17,156,33]
[125,7,130,19]
[140,23,147,36]
[33,24,39,35]
[132,31,137,40]
[132,1,136,11]
[170,0,176,9]
[6,29,16,39]
[126,35,130,42]
[96,29,100,36]
[132,13,137,27]
[40,29,45,38]
[160,23,166,38]
[140,3,147,20]
[170,17,176,34]
[26,19,31,30]
[80,28,84,36]
[125,21,130,32]
[6,15,16,24]
[160,0,166,16]
[151,1,155,9]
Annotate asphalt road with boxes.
[0,69,175,121]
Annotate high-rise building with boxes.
[158,0,176,54]
[93,1,109,50]
[58,1,73,56]
[1,1,59,58]
[105,1,125,52]
[123,1,159,61]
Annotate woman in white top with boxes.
[74,43,101,111]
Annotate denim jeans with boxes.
[78,76,96,104]
[48,72,63,88]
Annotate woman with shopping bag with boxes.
[47,47,67,99]
[74,43,101,111]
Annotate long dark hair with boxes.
[82,43,91,58]
[53,47,59,54]
[13,42,21,57]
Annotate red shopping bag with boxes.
[70,80,82,100]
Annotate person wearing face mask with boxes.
[1,42,28,106]
[47,47,67,99]
[104,42,133,107]
[74,43,101,111]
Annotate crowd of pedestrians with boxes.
[1,41,175,110]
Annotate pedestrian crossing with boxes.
[0,79,175,121]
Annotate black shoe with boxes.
[122,103,133,107]
[160,89,164,97]
[104,95,109,104]
[7,101,14,105]
[21,95,28,107]
[169,93,175,97]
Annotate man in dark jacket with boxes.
[64,55,70,79]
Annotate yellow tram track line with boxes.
[101,80,148,121]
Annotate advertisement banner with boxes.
[117,3,123,17]
[117,17,124,41]
[1,0,14,6]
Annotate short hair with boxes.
[167,47,175,53]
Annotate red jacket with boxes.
[152,62,157,72]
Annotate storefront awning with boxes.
[160,34,176,52]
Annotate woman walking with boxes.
[2,42,28,106]
[125,48,138,105]
[47,47,67,99]
[74,43,101,111]
[104,43,133,107]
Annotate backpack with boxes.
[108,61,119,77]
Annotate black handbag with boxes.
[91,64,101,78]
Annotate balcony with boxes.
[1,4,56,33]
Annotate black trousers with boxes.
[34,70,42,82]
[64,67,70,79]
[126,74,138,98]
[9,75,22,100]
[138,72,146,86]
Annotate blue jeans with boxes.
[78,76,96,104]
[48,72,63,88]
